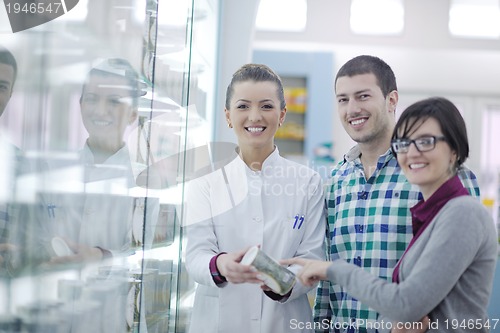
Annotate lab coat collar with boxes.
[235,145,281,174]
[80,142,135,187]
[81,141,130,166]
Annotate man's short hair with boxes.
[0,46,18,88]
[335,55,397,97]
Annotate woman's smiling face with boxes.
[396,117,457,200]
[80,74,137,146]
[225,80,286,154]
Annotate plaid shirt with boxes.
[314,145,480,333]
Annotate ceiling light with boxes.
[256,0,307,32]
[449,0,500,39]
[350,0,404,35]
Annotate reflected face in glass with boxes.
[0,63,15,117]
[395,117,457,200]
[335,73,397,145]
[80,74,137,146]
[225,80,286,154]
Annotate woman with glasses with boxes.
[283,97,497,333]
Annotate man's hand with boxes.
[0,243,17,266]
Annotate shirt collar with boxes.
[344,145,361,162]
[262,146,280,168]
[344,144,395,170]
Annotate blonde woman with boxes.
[184,64,327,333]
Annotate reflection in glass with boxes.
[0,0,217,331]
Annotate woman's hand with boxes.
[0,243,17,266]
[217,248,261,284]
[280,257,332,287]
[49,243,103,264]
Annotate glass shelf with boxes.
[0,0,219,331]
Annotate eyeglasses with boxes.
[391,136,447,154]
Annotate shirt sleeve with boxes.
[457,165,480,197]
[263,288,292,302]
[284,173,328,302]
[313,279,334,332]
[313,177,334,331]
[325,197,495,323]
[184,176,222,287]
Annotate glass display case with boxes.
[0,0,219,332]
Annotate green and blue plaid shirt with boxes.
[314,146,480,333]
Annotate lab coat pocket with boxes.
[189,285,219,333]
[283,216,304,250]
[197,284,220,297]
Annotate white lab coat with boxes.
[0,137,19,239]
[38,143,159,257]
[184,148,327,333]
[0,136,26,266]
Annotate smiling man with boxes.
[313,55,480,333]
[0,47,16,118]
[79,58,139,164]
[0,46,19,271]
[37,58,160,267]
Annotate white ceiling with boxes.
[253,0,500,96]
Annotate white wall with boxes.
[214,0,260,145]
[252,0,500,189]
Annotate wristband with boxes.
[209,252,227,285]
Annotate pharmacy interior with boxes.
[1,0,218,331]
[1,0,500,332]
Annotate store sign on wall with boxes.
[3,0,79,33]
